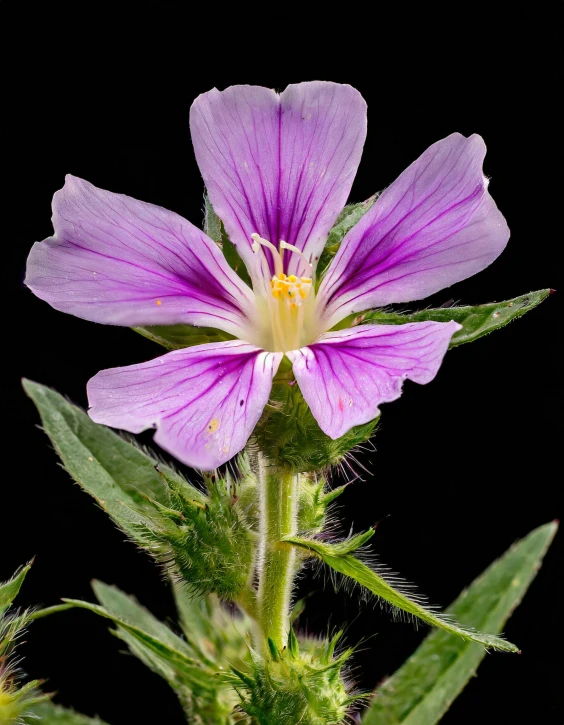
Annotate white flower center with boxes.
[250,233,317,353]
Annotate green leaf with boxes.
[23,380,206,541]
[0,564,31,616]
[285,535,518,652]
[132,324,234,351]
[61,597,213,690]
[361,521,558,725]
[316,195,377,283]
[62,584,245,723]
[24,702,110,724]
[359,290,551,347]
[92,581,193,655]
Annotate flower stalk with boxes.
[257,455,299,651]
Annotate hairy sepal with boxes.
[254,375,379,473]
[227,628,364,725]
[350,290,551,346]
[0,565,31,617]
[285,534,519,652]
[297,476,348,536]
[136,468,256,599]
[0,565,50,723]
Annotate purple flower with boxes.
[26,82,509,470]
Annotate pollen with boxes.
[207,418,220,433]
[270,274,312,307]
[155,299,162,306]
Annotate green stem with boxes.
[256,454,298,651]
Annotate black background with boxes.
[5,6,562,724]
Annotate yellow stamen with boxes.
[250,232,316,352]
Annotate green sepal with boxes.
[132,324,234,351]
[172,583,251,673]
[0,566,50,725]
[297,477,348,536]
[290,592,315,624]
[204,194,223,243]
[135,470,256,600]
[362,521,558,725]
[0,686,50,725]
[287,627,299,659]
[227,632,363,725]
[316,195,378,285]
[24,702,110,724]
[254,377,379,473]
[284,535,518,652]
[205,195,252,287]
[355,289,551,347]
[0,564,31,616]
[267,638,280,662]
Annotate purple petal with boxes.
[88,341,282,470]
[317,134,510,328]
[190,82,366,275]
[287,321,460,439]
[26,176,256,338]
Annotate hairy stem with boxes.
[256,455,299,650]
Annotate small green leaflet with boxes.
[25,702,110,724]
[0,564,31,616]
[23,380,206,542]
[361,521,558,725]
[358,290,551,347]
[284,533,518,652]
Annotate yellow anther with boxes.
[277,273,286,280]
[299,288,308,299]
[301,277,312,283]
[287,275,298,283]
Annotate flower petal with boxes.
[287,321,460,439]
[190,82,366,275]
[317,134,510,328]
[88,341,282,470]
[26,175,256,338]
